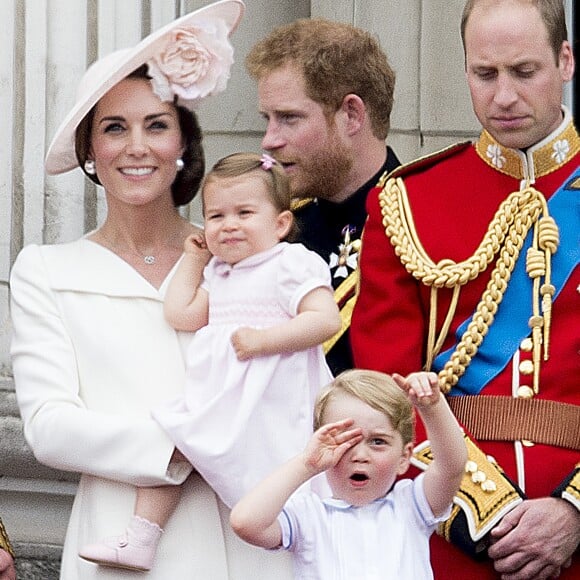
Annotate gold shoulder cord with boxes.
[0,517,14,559]
[380,177,558,394]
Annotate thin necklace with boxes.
[114,244,159,265]
[99,223,190,266]
[116,248,158,265]
[100,221,190,266]
[96,228,185,266]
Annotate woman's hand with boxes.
[0,549,16,580]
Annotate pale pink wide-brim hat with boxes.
[45,0,245,175]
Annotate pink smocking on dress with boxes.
[153,242,334,507]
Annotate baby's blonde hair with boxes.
[203,152,290,210]
[314,369,414,445]
[201,152,296,240]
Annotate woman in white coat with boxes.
[9,1,292,578]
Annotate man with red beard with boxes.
[352,0,579,578]
[246,19,400,375]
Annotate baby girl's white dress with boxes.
[153,242,333,507]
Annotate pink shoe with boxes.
[79,516,163,571]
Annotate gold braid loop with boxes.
[526,247,546,279]
[379,178,557,394]
[381,178,540,289]
[538,216,559,253]
[537,216,559,359]
[438,205,538,391]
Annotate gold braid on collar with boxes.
[379,177,558,394]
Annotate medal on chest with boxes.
[329,225,361,279]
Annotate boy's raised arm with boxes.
[230,419,362,548]
[393,372,467,518]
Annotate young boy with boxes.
[230,369,467,579]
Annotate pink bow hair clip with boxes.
[260,153,277,170]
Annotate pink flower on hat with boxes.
[147,19,234,108]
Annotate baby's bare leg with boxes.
[135,484,183,528]
[78,484,183,571]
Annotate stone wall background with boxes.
[0,0,574,575]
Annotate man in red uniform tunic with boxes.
[352,1,579,578]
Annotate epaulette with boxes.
[412,434,524,561]
[291,197,315,212]
[376,141,473,189]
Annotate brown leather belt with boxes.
[448,396,580,451]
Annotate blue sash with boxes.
[433,166,580,395]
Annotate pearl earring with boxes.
[84,160,96,175]
[176,158,184,172]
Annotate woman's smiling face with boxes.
[89,77,184,206]
[322,392,412,506]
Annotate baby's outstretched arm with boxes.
[231,286,340,361]
[230,419,362,548]
[164,233,212,332]
[393,372,467,518]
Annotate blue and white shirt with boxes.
[277,473,451,580]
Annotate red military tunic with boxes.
[352,109,579,578]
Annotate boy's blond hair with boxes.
[314,369,414,445]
